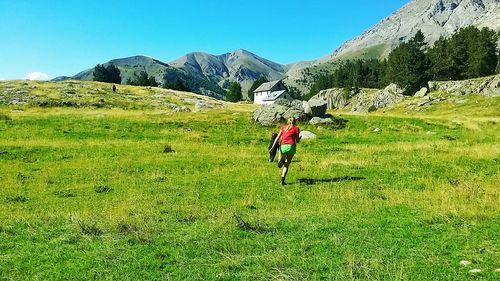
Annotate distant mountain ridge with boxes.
[169,49,288,97]
[55,0,500,99]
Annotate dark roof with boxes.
[253,80,281,93]
[262,90,288,101]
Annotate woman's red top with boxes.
[281,126,300,145]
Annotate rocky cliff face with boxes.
[321,0,500,61]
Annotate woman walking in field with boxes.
[270,117,301,185]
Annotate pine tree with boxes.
[93,64,121,84]
[106,65,121,84]
[467,27,497,77]
[386,30,430,94]
[126,71,159,87]
[226,82,242,102]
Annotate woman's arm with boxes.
[295,128,301,143]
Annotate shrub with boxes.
[78,220,103,236]
[95,185,113,193]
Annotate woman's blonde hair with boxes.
[285,117,297,131]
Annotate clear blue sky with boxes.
[0,0,409,80]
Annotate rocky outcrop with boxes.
[310,84,406,113]
[253,99,309,126]
[310,88,353,110]
[193,100,224,112]
[428,74,500,96]
[371,84,406,109]
[253,98,333,126]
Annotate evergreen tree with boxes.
[92,64,107,82]
[428,37,453,80]
[93,64,121,84]
[226,82,242,102]
[106,64,122,84]
[467,27,497,77]
[386,30,430,94]
[126,71,159,86]
[169,79,190,91]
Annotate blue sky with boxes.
[0,0,409,80]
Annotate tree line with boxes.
[308,26,499,97]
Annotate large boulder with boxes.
[310,88,351,110]
[372,83,406,109]
[253,99,307,126]
[309,116,333,125]
[349,84,405,113]
[300,130,316,140]
[350,91,377,113]
[306,99,327,117]
[415,87,428,98]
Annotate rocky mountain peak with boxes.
[321,0,499,61]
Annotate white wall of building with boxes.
[254,91,270,104]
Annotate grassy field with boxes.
[0,83,499,280]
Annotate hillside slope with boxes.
[54,56,227,99]
[0,80,226,111]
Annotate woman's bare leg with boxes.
[281,155,294,185]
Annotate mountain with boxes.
[55,50,288,99]
[321,0,500,62]
[54,55,227,99]
[55,0,500,99]
[169,49,287,97]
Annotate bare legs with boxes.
[281,155,294,185]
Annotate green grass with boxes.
[0,82,499,280]
[0,80,222,111]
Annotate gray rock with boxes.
[459,260,472,267]
[349,84,405,113]
[300,130,316,140]
[307,99,327,117]
[309,117,333,125]
[302,100,312,115]
[174,106,191,112]
[415,87,428,98]
[372,84,406,109]
[253,99,308,126]
[449,98,467,104]
[194,100,219,112]
[373,128,381,133]
[310,88,352,110]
